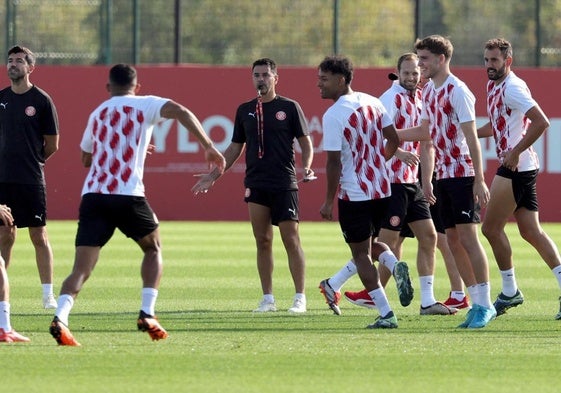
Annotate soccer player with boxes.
[478,38,561,318]
[0,204,30,343]
[399,35,495,328]
[192,58,314,313]
[49,64,225,346]
[0,45,59,309]
[317,55,403,328]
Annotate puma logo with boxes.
[461,210,471,218]
[0,103,7,109]
[248,112,256,118]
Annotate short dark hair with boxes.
[109,63,137,86]
[397,53,418,72]
[252,58,277,74]
[484,38,513,59]
[318,55,353,85]
[8,45,35,66]
[414,35,454,60]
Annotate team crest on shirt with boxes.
[389,216,401,227]
[275,111,286,121]
[25,106,36,116]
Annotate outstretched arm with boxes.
[191,142,245,194]
[161,100,226,173]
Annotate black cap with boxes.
[388,72,398,81]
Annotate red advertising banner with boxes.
[32,65,561,221]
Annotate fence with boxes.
[1,0,559,67]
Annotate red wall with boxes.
[32,65,561,221]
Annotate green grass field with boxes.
[2,221,561,393]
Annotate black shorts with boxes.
[75,193,159,247]
[338,198,389,243]
[436,177,480,229]
[244,188,299,226]
[382,183,431,232]
[429,177,445,234]
[0,183,47,228]
[496,167,539,211]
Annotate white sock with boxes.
[0,301,11,331]
[328,260,357,291]
[451,291,466,301]
[141,288,159,316]
[500,268,518,297]
[477,282,493,309]
[369,287,392,317]
[42,283,53,298]
[55,294,74,326]
[552,265,561,290]
[262,294,275,304]
[294,293,306,302]
[467,284,479,305]
[419,275,437,308]
[378,251,398,274]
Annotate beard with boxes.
[487,65,507,81]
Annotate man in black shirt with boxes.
[0,46,59,309]
[193,58,314,313]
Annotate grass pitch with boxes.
[2,221,561,393]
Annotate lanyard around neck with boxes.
[256,91,264,159]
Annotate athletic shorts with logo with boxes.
[436,176,480,230]
[244,188,299,225]
[382,183,431,233]
[0,183,47,227]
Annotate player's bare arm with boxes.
[462,120,490,206]
[398,119,431,142]
[297,135,315,182]
[501,105,550,170]
[420,140,436,204]
[477,121,493,138]
[81,150,92,167]
[382,124,399,161]
[161,100,226,173]
[320,150,341,221]
[43,134,59,160]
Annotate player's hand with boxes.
[191,173,216,195]
[473,180,490,207]
[499,150,519,172]
[0,204,14,226]
[204,145,226,174]
[422,182,436,205]
[302,168,317,183]
[320,202,333,221]
[395,150,420,167]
